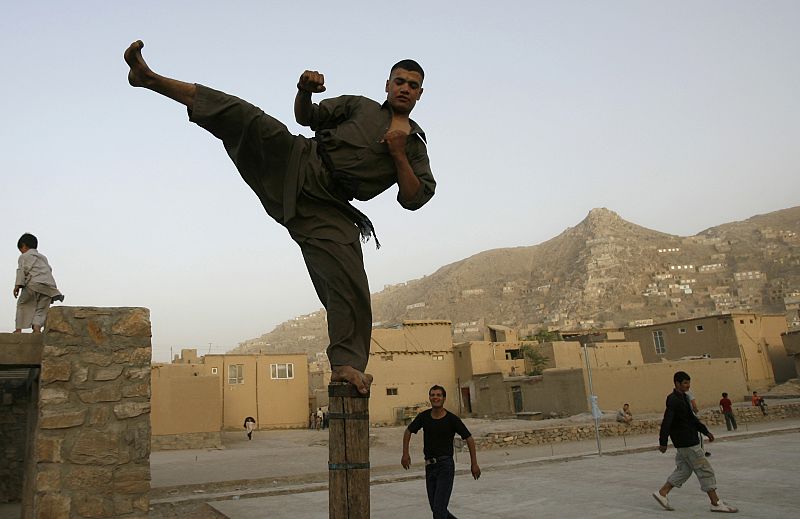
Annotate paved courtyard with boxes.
[205,429,798,518]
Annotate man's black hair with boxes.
[18,233,38,250]
[391,59,425,80]
[673,371,691,384]
[722,392,728,397]
[429,384,446,398]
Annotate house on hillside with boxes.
[620,313,795,391]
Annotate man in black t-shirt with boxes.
[402,385,480,519]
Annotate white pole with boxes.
[583,343,602,456]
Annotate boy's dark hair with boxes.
[18,233,38,250]
[673,371,691,384]
[722,392,728,397]
[391,59,425,80]
[429,384,446,398]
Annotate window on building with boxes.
[381,355,394,361]
[270,363,294,380]
[740,319,744,324]
[211,367,218,375]
[432,354,444,361]
[653,330,666,354]
[505,349,523,360]
[696,325,704,332]
[386,388,398,396]
[678,328,687,334]
[228,364,244,384]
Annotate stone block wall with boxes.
[475,402,800,450]
[26,307,152,519]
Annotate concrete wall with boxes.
[623,314,781,392]
[256,354,309,429]
[760,315,796,383]
[150,364,222,450]
[455,341,526,377]
[781,330,800,376]
[26,307,152,518]
[368,353,457,424]
[730,315,777,391]
[467,373,514,417]
[589,358,749,414]
[547,341,644,369]
[483,357,748,418]
[202,353,309,430]
[623,315,741,363]
[515,369,588,416]
[368,321,456,424]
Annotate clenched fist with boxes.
[382,129,408,157]
[298,70,326,93]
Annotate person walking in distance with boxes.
[719,392,737,432]
[652,371,738,513]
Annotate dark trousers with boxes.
[723,411,737,431]
[299,237,372,373]
[425,457,457,519]
[190,85,372,372]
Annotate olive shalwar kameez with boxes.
[189,85,436,372]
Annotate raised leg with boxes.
[124,40,196,109]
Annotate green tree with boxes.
[520,344,549,376]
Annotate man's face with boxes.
[675,379,691,393]
[429,389,445,408]
[623,404,629,411]
[385,68,423,115]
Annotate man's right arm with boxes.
[401,428,412,469]
[294,70,325,126]
[658,397,675,451]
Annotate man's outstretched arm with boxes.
[295,70,325,126]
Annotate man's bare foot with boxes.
[124,40,155,88]
[331,366,373,395]
[13,329,22,333]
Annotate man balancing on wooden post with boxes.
[124,41,436,393]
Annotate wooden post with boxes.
[328,382,370,518]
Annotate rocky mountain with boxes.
[232,206,800,356]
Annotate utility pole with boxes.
[582,342,602,456]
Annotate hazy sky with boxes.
[2,1,798,361]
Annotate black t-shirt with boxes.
[407,409,472,459]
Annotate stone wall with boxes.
[26,307,152,519]
[475,402,800,450]
[0,372,36,503]
[151,431,222,451]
